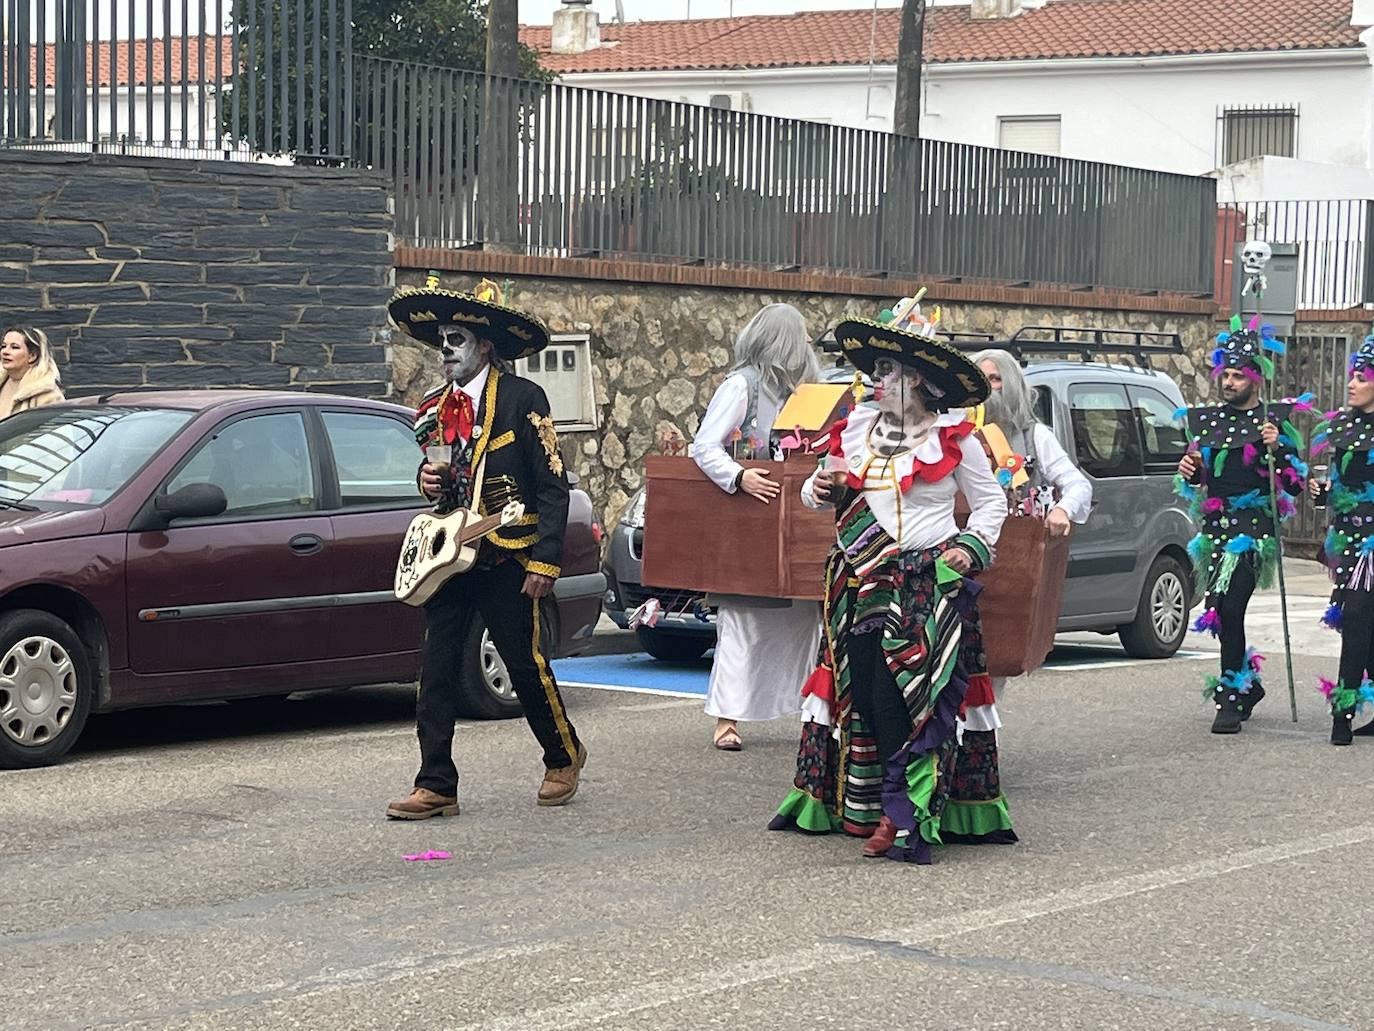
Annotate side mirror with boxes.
[154,483,228,524]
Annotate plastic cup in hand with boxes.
[1312,463,1330,509]
[426,444,452,467]
[824,452,848,490]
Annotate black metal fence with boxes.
[3,0,1223,293]
[1217,199,1374,310]
[360,62,1219,293]
[1,0,349,157]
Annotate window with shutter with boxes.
[997,116,1062,156]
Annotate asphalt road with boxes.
[3,570,1371,1031]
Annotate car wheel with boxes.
[636,626,711,662]
[454,616,543,721]
[0,610,95,770]
[1119,555,1190,659]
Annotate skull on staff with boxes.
[1241,239,1272,296]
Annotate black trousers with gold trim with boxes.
[414,556,581,796]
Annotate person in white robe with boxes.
[692,304,823,750]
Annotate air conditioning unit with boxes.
[708,91,752,112]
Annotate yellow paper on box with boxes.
[773,383,852,432]
[980,422,1030,489]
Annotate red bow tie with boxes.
[439,389,475,445]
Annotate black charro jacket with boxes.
[417,367,570,578]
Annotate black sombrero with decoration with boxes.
[387,272,549,361]
[833,291,990,409]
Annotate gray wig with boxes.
[971,348,1038,432]
[732,303,821,401]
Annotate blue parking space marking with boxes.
[554,645,1213,698]
[552,654,711,697]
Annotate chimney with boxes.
[552,0,601,55]
[971,0,1044,19]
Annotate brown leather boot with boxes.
[386,788,459,820]
[537,745,588,807]
[863,816,899,858]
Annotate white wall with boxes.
[562,47,1374,177]
[1216,156,1374,202]
[24,86,221,147]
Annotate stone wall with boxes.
[0,150,394,397]
[394,266,1218,528]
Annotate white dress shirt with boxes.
[802,408,1005,557]
[1021,422,1094,524]
[692,372,783,492]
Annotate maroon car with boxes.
[0,391,605,769]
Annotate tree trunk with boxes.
[485,0,520,79]
[882,0,925,272]
[482,0,521,249]
[893,0,925,140]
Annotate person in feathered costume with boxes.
[768,295,1014,864]
[1311,336,1374,745]
[1176,315,1308,735]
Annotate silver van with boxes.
[604,331,1197,662]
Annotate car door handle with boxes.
[288,533,324,555]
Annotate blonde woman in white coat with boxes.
[1,327,65,420]
[692,304,823,750]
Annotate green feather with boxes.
[1342,449,1355,475]
[1213,447,1227,479]
[1230,314,1243,332]
[1281,419,1304,449]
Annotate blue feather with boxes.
[1173,406,1189,421]
[1225,534,1257,555]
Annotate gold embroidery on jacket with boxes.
[528,413,565,476]
[487,430,515,452]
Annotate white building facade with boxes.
[526,0,1374,181]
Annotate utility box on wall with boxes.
[520,334,598,431]
[1231,242,1298,337]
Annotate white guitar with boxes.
[394,500,526,606]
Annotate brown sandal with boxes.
[713,723,743,751]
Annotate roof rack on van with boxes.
[816,329,994,356]
[964,326,1184,369]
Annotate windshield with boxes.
[0,406,193,509]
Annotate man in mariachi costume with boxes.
[1312,336,1374,745]
[385,275,586,819]
[1176,315,1307,735]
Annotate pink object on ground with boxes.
[403,850,453,862]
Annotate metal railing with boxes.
[361,61,1219,293]
[1,0,350,157]
[1216,199,1374,310]
[3,0,1230,294]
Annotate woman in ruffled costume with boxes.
[1312,336,1374,745]
[1175,316,1308,734]
[768,297,1012,864]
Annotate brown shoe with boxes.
[386,788,460,821]
[862,816,899,858]
[537,745,588,807]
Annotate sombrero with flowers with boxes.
[833,290,990,409]
[387,272,549,360]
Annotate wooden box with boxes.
[643,457,1070,677]
[641,455,834,600]
[971,516,1071,678]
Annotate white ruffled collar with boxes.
[840,408,968,478]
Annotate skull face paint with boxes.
[439,325,487,384]
[872,357,927,420]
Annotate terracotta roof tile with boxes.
[521,0,1368,74]
[26,37,235,87]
